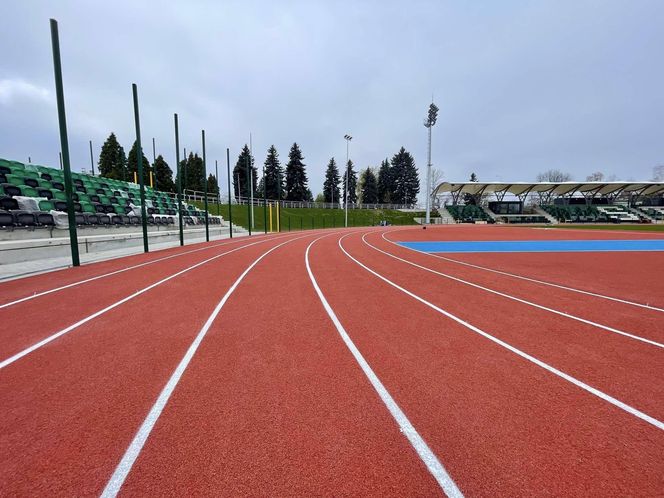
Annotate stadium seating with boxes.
[635,205,664,220]
[446,204,491,223]
[542,204,640,223]
[0,157,214,229]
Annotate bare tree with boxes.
[653,165,664,182]
[429,167,444,209]
[586,171,604,181]
[536,169,573,182]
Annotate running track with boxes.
[1,225,662,496]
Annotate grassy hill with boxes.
[194,201,425,232]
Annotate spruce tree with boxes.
[361,167,379,204]
[127,140,151,183]
[98,133,127,180]
[391,147,419,205]
[153,155,175,192]
[342,159,358,205]
[232,145,257,200]
[263,145,284,199]
[377,158,392,203]
[284,143,310,201]
[207,173,219,197]
[322,157,341,203]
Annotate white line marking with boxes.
[0,235,266,310]
[305,235,464,497]
[0,235,290,370]
[364,234,664,349]
[100,233,310,498]
[341,233,664,432]
[382,231,664,313]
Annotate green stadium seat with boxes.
[39,200,55,211]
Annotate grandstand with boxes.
[0,157,221,229]
[435,181,664,224]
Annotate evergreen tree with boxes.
[263,145,284,199]
[390,147,419,205]
[232,145,257,200]
[175,153,206,192]
[127,140,151,183]
[322,157,341,204]
[361,167,379,204]
[377,158,392,203]
[342,159,358,205]
[207,173,219,197]
[98,133,127,181]
[153,155,175,193]
[284,143,310,201]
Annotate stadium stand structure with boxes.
[0,157,222,230]
[435,181,664,224]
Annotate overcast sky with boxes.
[1,1,663,200]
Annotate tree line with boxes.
[96,133,420,205]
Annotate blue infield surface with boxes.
[397,239,664,253]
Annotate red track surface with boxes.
[1,225,662,496]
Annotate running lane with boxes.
[0,235,284,361]
[0,233,303,496]
[386,226,664,308]
[308,231,664,496]
[114,232,440,496]
[367,230,664,343]
[344,231,664,419]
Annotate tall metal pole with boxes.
[226,148,233,238]
[152,137,157,191]
[174,113,184,246]
[59,151,63,170]
[215,159,220,216]
[249,134,254,229]
[344,134,352,227]
[245,153,252,236]
[263,162,267,234]
[202,129,209,242]
[424,101,439,224]
[50,19,79,267]
[132,83,149,253]
[89,140,95,176]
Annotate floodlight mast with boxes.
[424,102,439,224]
[344,134,352,227]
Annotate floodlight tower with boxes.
[424,101,439,224]
[344,134,352,227]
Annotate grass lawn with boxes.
[194,201,425,232]
[543,224,664,232]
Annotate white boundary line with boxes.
[0,234,268,310]
[383,231,664,313]
[100,233,311,497]
[306,235,463,497]
[363,234,664,349]
[340,234,664,432]
[0,234,291,370]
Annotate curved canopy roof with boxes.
[434,181,664,198]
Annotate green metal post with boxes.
[300,217,303,230]
[202,129,209,242]
[288,216,291,231]
[174,113,184,246]
[89,140,95,176]
[132,83,149,253]
[226,148,233,238]
[245,154,252,236]
[49,19,79,266]
[311,216,314,230]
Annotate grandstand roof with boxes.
[434,181,664,199]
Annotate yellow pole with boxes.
[269,203,273,232]
[133,171,137,184]
[150,171,154,188]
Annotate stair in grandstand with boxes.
[533,206,559,224]
[630,206,664,223]
[0,157,224,230]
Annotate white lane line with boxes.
[382,231,664,313]
[100,233,310,498]
[341,234,664,432]
[0,235,268,310]
[364,234,664,349]
[306,235,464,498]
[0,234,290,370]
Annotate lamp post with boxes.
[424,101,439,224]
[344,134,352,227]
